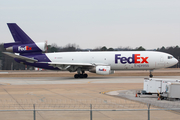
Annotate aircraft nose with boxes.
[175,58,178,64]
[173,58,178,65]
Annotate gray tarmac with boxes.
[1,76,180,85]
[0,73,180,120]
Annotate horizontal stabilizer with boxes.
[3,42,21,48]
[3,52,38,63]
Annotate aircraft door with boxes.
[160,56,164,62]
[91,56,94,64]
[158,56,165,67]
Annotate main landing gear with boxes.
[74,74,88,78]
[74,70,88,78]
[149,70,153,78]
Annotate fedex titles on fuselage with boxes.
[115,54,149,64]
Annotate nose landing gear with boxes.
[149,70,153,78]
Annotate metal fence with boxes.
[0,99,179,120]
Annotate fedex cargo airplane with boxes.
[3,23,178,78]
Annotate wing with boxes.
[3,52,38,63]
[39,62,108,72]
[45,62,94,66]
[39,62,95,71]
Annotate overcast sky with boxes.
[0,0,180,49]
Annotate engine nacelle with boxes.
[5,42,47,53]
[89,66,115,75]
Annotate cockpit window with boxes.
[168,56,173,59]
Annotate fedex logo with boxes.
[115,54,148,64]
[99,68,106,71]
[18,46,32,51]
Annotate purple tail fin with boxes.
[7,23,34,44]
[4,23,34,48]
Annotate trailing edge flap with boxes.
[3,52,38,63]
[39,62,95,67]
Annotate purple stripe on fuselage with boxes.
[13,43,43,54]
[14,53,60,70]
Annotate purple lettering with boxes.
[115,54,121,64]
[127,56,134,64]
[115,54,148,64]
[121,57,127,64]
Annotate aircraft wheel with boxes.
[149,74,153,78]
[74,74,88,78]
[79,74,84,78]
[83,74,88,78]
[74,74,79,78]
[149,70,153,78]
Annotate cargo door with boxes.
[158,56,165,67]
[160,56,164,62]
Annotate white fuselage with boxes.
[45,51,178,70]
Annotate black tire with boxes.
[74,74,88,78]
[79,74,84,78]
[149,74,153,78]
[83,74,88,78]
[74,74,79,78]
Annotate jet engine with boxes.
[5,42,47,53]
[89,66,115,75]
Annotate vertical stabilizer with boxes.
[4,23,46,54]
[7,23,34,44]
